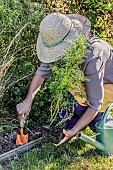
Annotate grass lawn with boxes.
[3,127,113,170]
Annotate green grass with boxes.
[3,127,113,170]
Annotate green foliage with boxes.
[0,0,46,111]
[46,35,89,123]
[44,0,113,45]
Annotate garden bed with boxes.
[0,114,62,162]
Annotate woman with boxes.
[16,13,113,146]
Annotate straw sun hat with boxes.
[37,13,91,63]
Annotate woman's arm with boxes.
[54,106,98,146]
[24,74,45,105]
[71,106,98,133]
[16,74,45,115]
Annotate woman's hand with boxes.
[16,101,31,122]
[53,129,75,146]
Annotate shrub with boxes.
[44,0,113,45]
[0,0,46,112]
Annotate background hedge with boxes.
[0,0,113,123]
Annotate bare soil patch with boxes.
[0,114,61,155]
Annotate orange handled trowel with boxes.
[16,114,28,145]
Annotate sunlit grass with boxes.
[3,125,113,170]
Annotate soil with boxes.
[0,114,62,155]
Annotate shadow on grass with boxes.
[80,148,102,158]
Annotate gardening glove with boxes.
[16,101,31,122]
[53,129,75,146]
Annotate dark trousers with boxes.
[58,92,103,132]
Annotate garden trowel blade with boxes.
[16,128,28,145]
